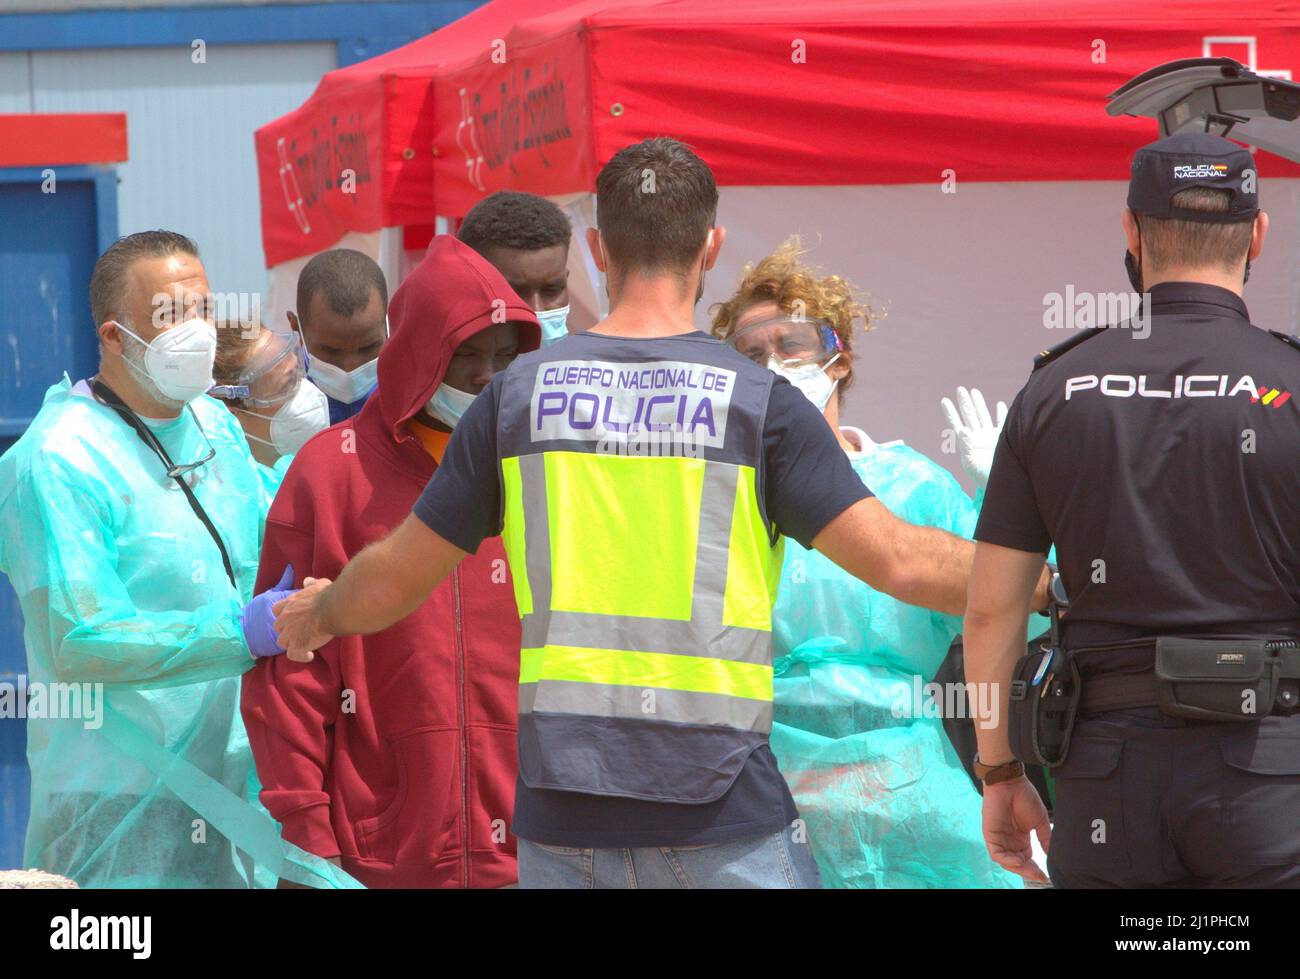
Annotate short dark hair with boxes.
[1140,188,1254,273]
[595,137,718,276]
[458,190,572,255]
[296,248,388,322]
[90,230,199,327]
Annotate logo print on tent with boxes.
[457,87,487,192]
[277,137,311,235]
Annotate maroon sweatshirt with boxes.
[242,236,539,888]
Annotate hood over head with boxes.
[375,234,540,442]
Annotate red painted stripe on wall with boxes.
[0,113,128,167]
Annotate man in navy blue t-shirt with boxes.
[275,138,1049,888]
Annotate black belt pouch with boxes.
[1154,637,1277,722]
[1008,648,1080,768]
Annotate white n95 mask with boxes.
[536,305,570,346]
[768,353,840,412]
[426,382,477,428]
[116,317,218,404]
[240,380,329,456]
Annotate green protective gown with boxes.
[256,453,293,500]
[771,427,1045,889]
[0,377,359,888]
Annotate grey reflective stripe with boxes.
[521,612,769,664]
[519,679,773,732]
[516,458,769,667]
[519,453,552,621]
[688,462,738,629]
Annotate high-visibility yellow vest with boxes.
[495,333,785,802]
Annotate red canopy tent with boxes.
[255,0,1300,479]
[255,0,574,267]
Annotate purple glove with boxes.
[240,565,295,658]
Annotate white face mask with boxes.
[115,317,218,404]
[426,382,477,428]
[300,316,388,405]
[536,305,570,346]
[240,380,329,456]
[306,354,378,405]
[768,353,840,412]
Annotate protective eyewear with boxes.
[209,330,306,407]
[725,315,842,369]
[166,408,218,477]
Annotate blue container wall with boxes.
[0,166,115,869]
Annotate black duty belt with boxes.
[1080,672,1161,714]
[1077,637,1300,719]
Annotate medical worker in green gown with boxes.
[713,239,1042,888]
[0,232,355,888]
[209,321,329,497]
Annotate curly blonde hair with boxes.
[710,237,871,398]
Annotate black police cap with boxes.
[1127,132,1259,223]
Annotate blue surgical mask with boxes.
[536,305,570,346]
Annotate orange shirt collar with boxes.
[406,418,452,464]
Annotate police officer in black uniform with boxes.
[962,131,1300,888]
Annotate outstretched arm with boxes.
[273,514,466,661]
[813,497,1048,617]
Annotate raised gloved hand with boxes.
[240,565,295,658]
[940,386,1007,490]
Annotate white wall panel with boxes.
[0,52,31,113]
[31,42,336,303]
[708,180,1300,491]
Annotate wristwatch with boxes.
[974,754,1025,785]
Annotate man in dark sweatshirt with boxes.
[242,236,539,887]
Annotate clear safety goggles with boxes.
[209,330,307,407]
[725,315,843,369]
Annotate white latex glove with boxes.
[940,386,1007,490]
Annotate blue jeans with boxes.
[517,822,822,889]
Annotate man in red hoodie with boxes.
[241,236,539,888]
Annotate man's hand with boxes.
[266,515,466,652]
[982,776,1051,884]
[272,577,335,663]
